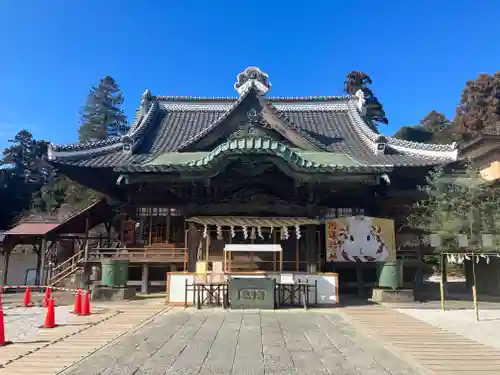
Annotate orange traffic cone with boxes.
[81,290,91,316]
[73,289,82,315]
[0,298,7,346]
[23,285,32,307]
[42,298,56,328]
[43,287,51,307]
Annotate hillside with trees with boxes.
[0,75,127,229]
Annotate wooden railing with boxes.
[49,249,85,286]
[88,247,188,268]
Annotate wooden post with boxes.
[317,230,322,273]
[471,251,479,322]
[227,228,232,273]
[39,237,48,285]
[305,225,316,273]
[148,213,153,245]
[295,237,299,272]
[279,250,283,273]
[187,223,200,272]
[205,229,211,273]
[1,245,12,285]
[83,216,90,261]
[183,229,188,271]
[272,230,276,272]
[166,209,171,243]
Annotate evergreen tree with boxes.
[78,76,128,142]
[394,110,458,144]
[344,71,388,132]
[407,161,500,252]
[0,130,50,225]
[456,72,500,137]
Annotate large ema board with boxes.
[325,216,396,262]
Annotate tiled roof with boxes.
[48,71,458,170]
[115,137,393,173]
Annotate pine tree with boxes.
[0,130,50,223]
[407,161,500,252]
[344,71,388,132]
[78,76,128,142]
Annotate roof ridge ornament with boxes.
[354,89,366,115]
[234,67,271,96]
[139,89,152,117]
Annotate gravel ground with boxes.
[397,307,500,351]
[3,305,75,342]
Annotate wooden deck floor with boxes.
[340,304,500,375]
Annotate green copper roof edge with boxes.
[119,136,394,173]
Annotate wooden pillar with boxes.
[415,247,424,289]
[141,264,149,293]
[39,237,48,285]
[440,252,448,295]
[272,230,277,272]
[166,209,171,243]
[1,245,12,285]
[295,236,299,272]
[205,229,211,270]
[83,216,90,261]
[187,223,200,272]
[305,225,317,273]
[148,214,153,245]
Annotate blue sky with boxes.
[0,1,499,149]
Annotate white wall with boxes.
[0,252,38,286]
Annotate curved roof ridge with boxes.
[49,100,159,158]
[345,100,458,160]
[263,99,328,151]
[115,136,392,173]
[173,83,257,151]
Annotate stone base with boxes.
[371,288,415,303]
[92,286,136,301]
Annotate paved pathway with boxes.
[340,305,500,375]
[58,308,424,375]
[0,299,166,375]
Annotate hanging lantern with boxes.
[242,226,248,240]
[486,256,491,264]
[203,224,208,238]
[250,227,256,240]
[230,226,236,238]
[476,256,480,264]
[295,224,301,239]
[269,226,274,239]
[257,226,264,240]
[216,225,223,240]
